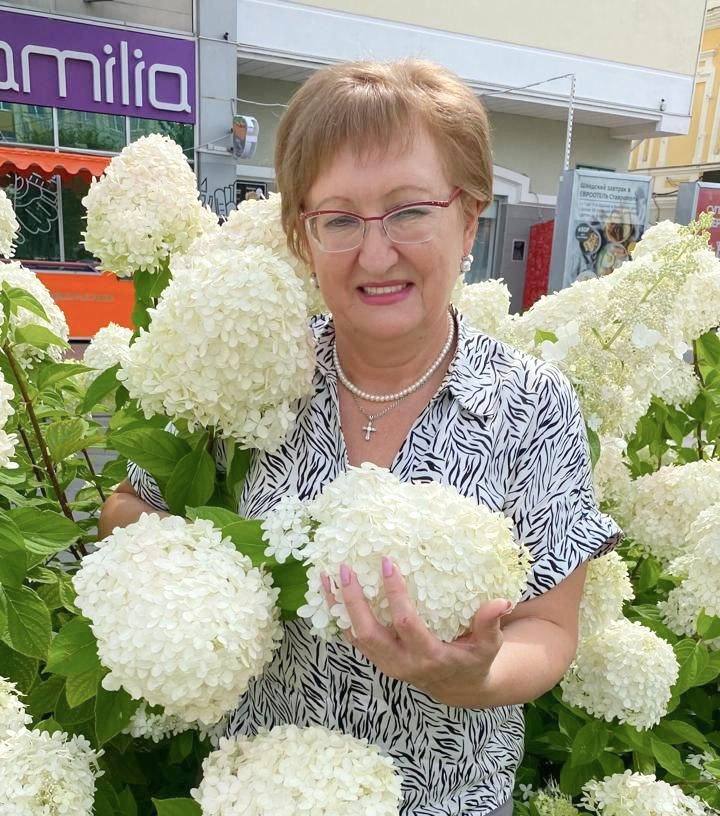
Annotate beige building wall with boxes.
[1,0,193,32]
[290,0,705,75]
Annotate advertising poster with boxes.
[549,169,651,291]
[675,182,720,256]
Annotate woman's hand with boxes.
[322,557,512,707]
[322,557,586,709]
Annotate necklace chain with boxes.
[333,311,455,403]
[349,394,402,441]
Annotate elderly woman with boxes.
[101,60,619,816]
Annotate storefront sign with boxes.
[0,8,196,123]
[549,169,651,291]
[676,181,720,256]
[232,115,259,159]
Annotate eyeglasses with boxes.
[301,188,462,253]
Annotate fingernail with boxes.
[500,601,513,617]
[382,556,394,578]
[340,563,351,587]
[320,572,331,593]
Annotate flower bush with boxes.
[190,725,403,816]
[581,770,708,815]
[263,463,531,641]
[73,513,283,725]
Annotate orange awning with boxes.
[0,147,111,181]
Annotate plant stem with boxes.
[16,425,48,497]
[692,339,705,460]
[3,343,75,522]
[81,448,106,502]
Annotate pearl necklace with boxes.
[333,312,455,403]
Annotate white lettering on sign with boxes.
[0,38,191,114]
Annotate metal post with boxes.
[563,73,576,171]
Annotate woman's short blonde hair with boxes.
[275,59,493,263]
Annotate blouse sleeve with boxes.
[503,363,622,600]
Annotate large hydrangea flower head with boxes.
[73,513,283,725]
[0,728,102,816]
[659,502,720,648]
[561,618,678,730]
[503,215,720,436]
[219,193,326,315]
[82,133,218,277]
[0,186,19,258]
[191,725,403,816]
[263,463,531,642]
[0,676,31,739]
[625,459,720,566]
[578,552,634,639]
[118,242,316,451]
[591,436,635,527]
[581,770,708,816]
[0,261,69,364]
[0,370,18,470]
[453,278,512,338]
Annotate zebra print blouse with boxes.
[128,312,620,816]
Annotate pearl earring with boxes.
[460,253,474,274]
[310,271,318,288]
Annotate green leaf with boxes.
[168,729,194,763]
[54,686,96,726]
[0,642,38,694]
[3,284,49,321]
[45,417,96,461]
[8,508,82,569]
[651,736,685,777]
[534,329,558,345]
[0,515,27,587]
[272,559,309,618]
[152,799,201,816]
[164,444,216,516]
[697,611,720,641]
[107,428,191,486]
[118,789,138,816]
[65,665,103,708]
[559,758,601,796]
[226,444,251,501]
[13,324,69,351]
[36,362,92,391]
[586,425,601,469]
[46,617,102,676]
[95,684,140,746]
[653,719,710,752]
[0,584,52,659]
[569,721,608,767]
[637,556,662,592]
[77,363,121,414]
[190,506,267,565]
[26,675,65,717]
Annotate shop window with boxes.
[0,102,53,146]
[129,117,194,156]
[2,173,61,261]
[61,175,94,263]
[58,109,126,152]
[466,197,507,283]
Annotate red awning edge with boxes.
[0,146,111,181]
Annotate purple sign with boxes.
[0,8,196,124]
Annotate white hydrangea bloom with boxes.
[625,459,720,566]
[579,552,634,639]
[504,217,720,437]
[592,437,635,527]
[73,513,283,725]
[0,371,18,470]
[219,193,326,315]
[581,770,708,816]
[83,322,133,374]
[561,618,678,730]
[659,503,720,649]
[0,728,102,816]
[531,788,581,816]
[263,463,531,642]
[191,725,403,816]
[82,134,217,277]
[631,220,683,261]
[0,186,19,258]
[0,260,69,364]
[122,701,227,747]
[118,243,316,452]
[0,677,31,739]
[454,279,512,338]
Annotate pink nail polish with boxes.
[340,563,351,587]
[382,556,393,578]
[320,572,331,593]
[500,601,513,617]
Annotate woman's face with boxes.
[304,129,478,345]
